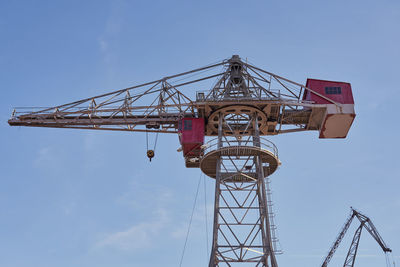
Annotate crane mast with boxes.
[9,55,357,266]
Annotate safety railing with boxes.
[202,137,278,158]
[196,89,282,102]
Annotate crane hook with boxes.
[146,129,159,162]
[147,150,154,161]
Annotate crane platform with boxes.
[200,138,280,181]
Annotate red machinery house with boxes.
[178,118,205,167]
[303,79,355,138]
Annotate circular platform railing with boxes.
[200,137,280,179]
[202,137,278,158]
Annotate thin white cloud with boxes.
[287,253,326,258]
[94,178,174,252]
[287,252,392,260]
[99,39,108,53]
[63,201,77,215]
[116,179,173,211]
[94,208,169,251]
[171,225,187,239]
[97,0,126,79]
[34,146,53,167]
[170,201,214,240]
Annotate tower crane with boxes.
[9,55,356,267]
[321,208,392,267]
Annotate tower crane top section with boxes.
[9,55,355,139]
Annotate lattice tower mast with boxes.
[200,56,280,266]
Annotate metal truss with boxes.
[321,208,392,267]
[207,115,280,267]
[9,55,338,136]
[343,224,363,267]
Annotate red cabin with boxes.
[303,79,355,139]
[303,79,354,105]
[178,118,205,167]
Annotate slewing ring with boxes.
[206,105,269,136]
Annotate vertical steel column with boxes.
[253,115,277,267]
[209,114,223,267]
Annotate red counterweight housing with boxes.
[178,118,205,167]
[304,79,355,138]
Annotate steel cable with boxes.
[179,172,202,267]
[203,174,210,262]
[146,130,148,151]
[153,130,159,150]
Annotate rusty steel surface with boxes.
[9,55,349,138]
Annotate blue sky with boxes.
[1,1,399,266]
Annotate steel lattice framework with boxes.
[203,114,280,266]
[9,55,356,267]
[321,208,392,267]
[9,55,339,134]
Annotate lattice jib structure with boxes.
[9,55,355,138]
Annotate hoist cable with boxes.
[146,131,148,150]
[386,253,389,267]
[179,172,202,267]
[386,252,396,267]
[153,130,159,150]
[203,174,209,261]
[386,253,392,267]
[392,252,396,267]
